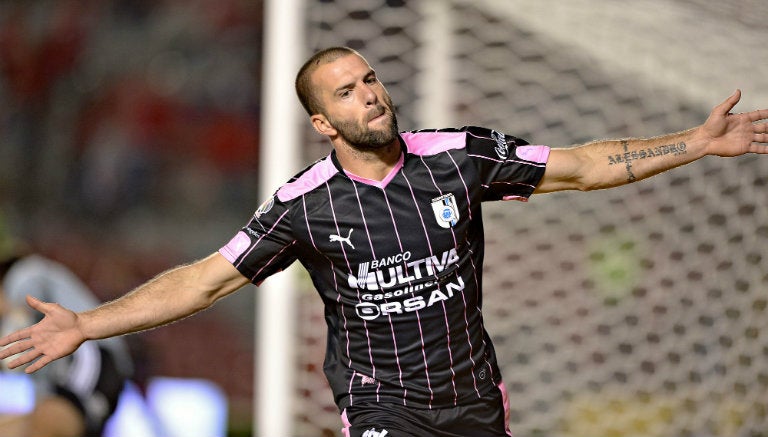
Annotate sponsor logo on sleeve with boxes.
[491,130,509,159]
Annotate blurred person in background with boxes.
[0,229,132,437]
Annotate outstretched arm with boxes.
[0,252,249,373]
[535,90,768,193]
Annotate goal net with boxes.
[290,1,768,435]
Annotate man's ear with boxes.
[311,114,337,137]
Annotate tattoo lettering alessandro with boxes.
[608,141,688,182]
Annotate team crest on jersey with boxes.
[254,196,274,218]
[431,193,460,228]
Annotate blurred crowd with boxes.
[1,0,263,289]
[1,0,264,425]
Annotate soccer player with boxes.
[2,47,767,437]
[0,239,133,437]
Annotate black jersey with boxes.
[220,126,549,410]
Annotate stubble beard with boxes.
[329,101,400,152]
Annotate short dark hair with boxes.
[295,46,361,116]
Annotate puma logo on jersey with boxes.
[330,228,355,249]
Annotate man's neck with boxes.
[334,140,402,182]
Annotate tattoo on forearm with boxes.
[620,140,636,182]
[607,141,688,182]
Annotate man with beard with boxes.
[2,46,768,437]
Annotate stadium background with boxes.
[1,0,767,436]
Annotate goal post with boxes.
[256,0,305,435]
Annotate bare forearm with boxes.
[0,253,247,374]
[582,128,706,189]
[79,253,247,340]
[538,91,768,194]
[539,127,708,193]
[78,266,202,340]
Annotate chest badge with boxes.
[431,193,460,228]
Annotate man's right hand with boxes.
[0,295,85,374]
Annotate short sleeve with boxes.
[219,194,298,284]
[462,126,549,201]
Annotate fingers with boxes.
[1,297,61,374]
[747,108,768,123]
[26,295,46,312]
[25,355,53,374]
[1,336,51,374]
[8,349,50,374]
[750,113,768,148]
[0,326,40,371]
[0,327,30,347]
[7,347,41,370]
[715,89,741,116]
[0,338,40,370]
[751,117,768,142]
[0,338,32,360]
[751,142,768,154]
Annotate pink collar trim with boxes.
[344,152,405,189]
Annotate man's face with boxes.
[312,54,399,150]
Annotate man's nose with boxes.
[361,83,377,106]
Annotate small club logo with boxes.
[254,196,274,218]
[431,193,460,228]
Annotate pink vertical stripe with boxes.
[418,154,459,404]
[340,409,351,437]
[445,151,481,397]
[400,170,435,407]
[325,182,375,403]
[498,381,513,436]
[374,188,407,399]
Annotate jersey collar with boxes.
[330,136,407,189]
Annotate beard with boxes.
[328,99,399,151]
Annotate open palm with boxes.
[702,90,768,157]
[0,296,85,373]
